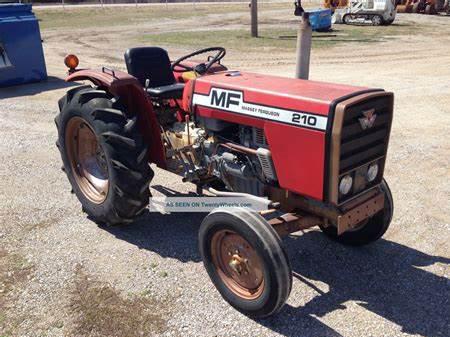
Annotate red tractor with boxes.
[56,47,394,317]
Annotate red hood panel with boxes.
[194,71,369,116]
[191,71,380,201]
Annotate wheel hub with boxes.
[65,117,109,204]
[228,254,249,275]
[211,230,264,299]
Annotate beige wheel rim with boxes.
[65,117,109,204]
[211,229,265,300]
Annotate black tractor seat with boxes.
[124,46,184,99]
[145,82,185,99]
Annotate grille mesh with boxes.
[337,95,393,203]
[340,96,392,174]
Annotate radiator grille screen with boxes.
[338,95,393,203]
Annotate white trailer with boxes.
[332,0,397,25]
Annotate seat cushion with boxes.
[146,83,185,99]
[124,47,176,88]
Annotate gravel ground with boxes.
[0,5,449,337]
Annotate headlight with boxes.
[339,175,353,195]
[367,163,379,182]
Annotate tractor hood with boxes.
[192,71,373,126]
[191,71,385,201]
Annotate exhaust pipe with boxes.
[295,12,312,80]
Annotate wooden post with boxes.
[295,12,312,80]
[250,0,258,38]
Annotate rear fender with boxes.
[66,69,166,168]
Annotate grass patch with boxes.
[69,268,171,337]
[36,3,283,30]
[141,29,299,50]
[35,3,423,53]
[139,23,415,51]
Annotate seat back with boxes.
[124,47,175,88]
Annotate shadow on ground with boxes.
[101,194,449,337]
[0,76,75,99]
[259,232,449,337]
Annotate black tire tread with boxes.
[101,131,137,149]
[55,85,153,225]
[78,89,110,104]
[91,108,125,121]
[320,180,393,246]
[199,208,292,317]
[124,117,138,134]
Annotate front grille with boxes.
[328,92,393,205]
[340,96,392,174]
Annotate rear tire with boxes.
[320,180,394,246]
[371,15,383,26]
[199,208,292,317]
[55,86,153,225]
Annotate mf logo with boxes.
[359,108,377,130]
[210,89,242,109]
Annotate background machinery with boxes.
[332,0,397,25]
[396,0,449,14]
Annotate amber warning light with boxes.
[64,54,79,73]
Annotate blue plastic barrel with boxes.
[0,4,47,87]
[306,8,332,32]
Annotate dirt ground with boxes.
[0,3,449,337]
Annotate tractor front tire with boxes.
[320,180,393,246]
[55,86,153,225]
[199,208,292,318]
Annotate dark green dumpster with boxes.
[0,3,47,87]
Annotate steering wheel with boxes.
[171,47,226,75]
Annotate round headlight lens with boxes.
[367,163,379,182]
[339,175,353,195]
